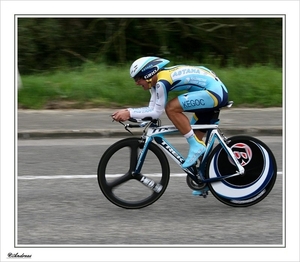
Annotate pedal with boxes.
[192,187,209,198]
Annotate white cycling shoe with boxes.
[182,135,206,168]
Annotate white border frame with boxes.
[1,1,299,262]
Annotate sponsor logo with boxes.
[131,65,139,75]
[132,107,153,114]
[182,99,205,109]
[172,68,200,78]
[144,67,159,79]
[229,143,252,166]
[142,59,162,71]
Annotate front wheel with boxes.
[206,136,277,207]
[98,137,170,209]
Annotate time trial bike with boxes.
[97,101,277,209]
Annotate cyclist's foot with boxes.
[192,189,209,197]
[182,136,206,168]
[192,185,209,197]
[192,190,204,196]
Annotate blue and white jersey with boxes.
[128,65,228,120]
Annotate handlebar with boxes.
[111,116,160,134]
[127,117,155,123]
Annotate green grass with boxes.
[218,65,282,107]
[18,62,282,109]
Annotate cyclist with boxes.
[112,56,228,169]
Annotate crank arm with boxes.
[183,166,203,184]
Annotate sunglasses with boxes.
[134,76,143,82]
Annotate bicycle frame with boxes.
[129,121,245,186]
[100,101,276,208]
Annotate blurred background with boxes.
[16,17,284,248]
[17,17,283,109]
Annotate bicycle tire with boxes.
[98,137,170,209]
[205,136,277,207]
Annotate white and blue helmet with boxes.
[130,56,170,80]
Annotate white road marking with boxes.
[18,172,283,180]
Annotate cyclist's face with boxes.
[135,77,150,90]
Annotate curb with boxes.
[18,127,282,139]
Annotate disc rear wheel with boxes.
[206,136,277,207]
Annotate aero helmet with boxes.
[130,56,170,80]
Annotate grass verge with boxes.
[18,63,282,109]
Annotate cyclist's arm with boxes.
[128,83,167,120]
[148,86,156,109]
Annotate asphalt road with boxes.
[17,136,283,247]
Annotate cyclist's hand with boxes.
[111,109,130,122]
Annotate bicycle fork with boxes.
[130,135,195,193]
[133,173,163,193]
[130,137,164,194]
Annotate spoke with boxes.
[107,172,132,188]
[129,141,139,171]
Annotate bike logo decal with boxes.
[229,143,252,166]
[154,137,185,163]
[151,127,170,134]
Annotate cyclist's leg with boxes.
[194,130,206,141]
[190,111,216,140]
[165,98,191,135]
[166,90,216,133]
[189,83,228,137]
[166,90,217,168]
[188,88,228,194]
[189,111,216,196]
